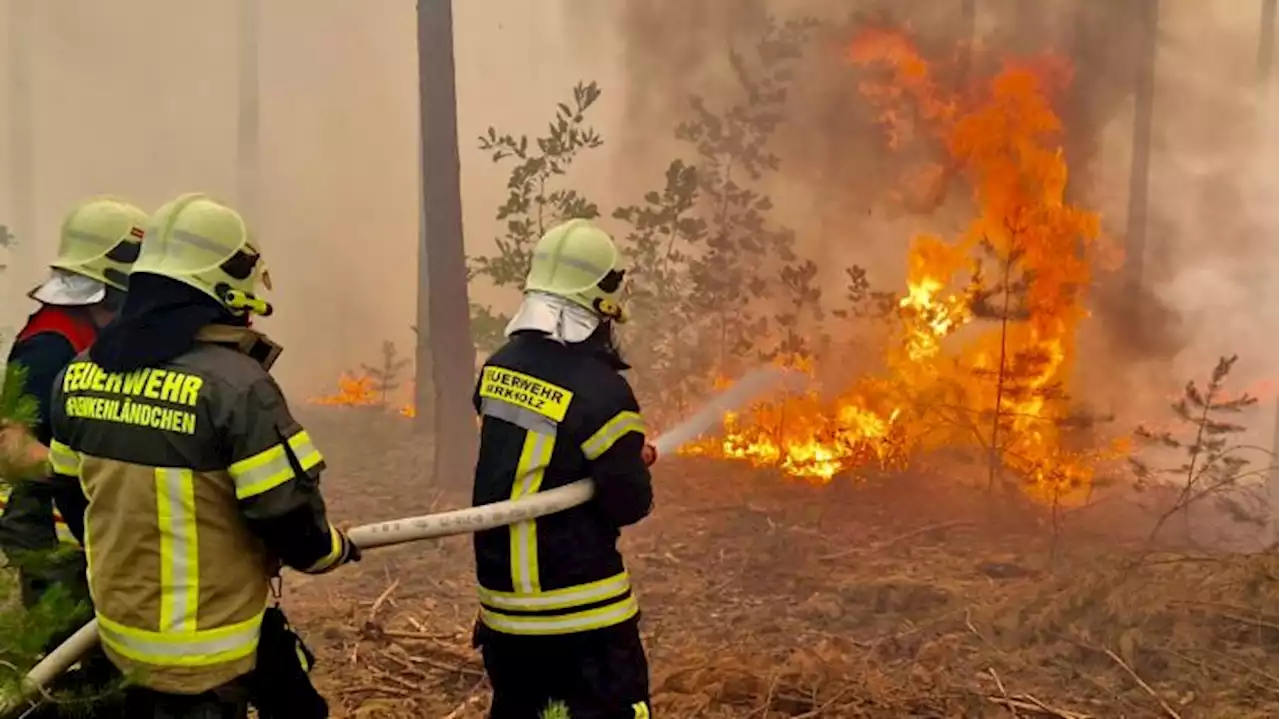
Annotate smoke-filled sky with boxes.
[1,0,1275,438]
[0,0,630,396]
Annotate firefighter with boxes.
[472,218,659,719]
[47,193,359,719]
[0,196,146,613]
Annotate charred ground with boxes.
[288,408,1278,719]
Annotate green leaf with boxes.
[0,362,39,429]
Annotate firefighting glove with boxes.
[641,443,658,467]
[302,526,361,574]
[0,422,49,482]
[336,527,362,565]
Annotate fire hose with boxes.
[5,367,795,714]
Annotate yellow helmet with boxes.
[131,193,273,317]
[524,219,628,322]
[51,196,148,290]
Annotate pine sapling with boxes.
[540,701,571,719]
[0,363,39,430]
[0,363,46,484]
[1130,354,1269,545]
[361,341,411,410]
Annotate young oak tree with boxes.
[468,18,898,434]
[468,81,606,353]
[674,18,820,375]
[611,160,708,420]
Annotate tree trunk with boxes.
[1124,0,1159,298]
[7,0,34,305]
[1269,396,1280,542]
[416,0,477,486]
[1063,2,1097,207]
[957,0,976,86]
[237,0,260,225]
[1260,0,1277,82]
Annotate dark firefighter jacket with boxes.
[0,306,97,556]
[472,331,654,636]
[48,324,347,695]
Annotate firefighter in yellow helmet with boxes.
[0,197,144,625]
[471,218,658,718]
[48,193,358,718]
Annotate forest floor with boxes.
[41,407,1279,719]
[288,408,1279,718]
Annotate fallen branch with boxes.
[819,520,968,560]
[369,578,401,621]
[987,668,1019,718]
[985,694,1091,719]
[1102,647,1183,719]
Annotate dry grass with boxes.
[282,409,1278,718]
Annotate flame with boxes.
[684,29,1112,500]
[308,373,379,407]
[307,373,416,417]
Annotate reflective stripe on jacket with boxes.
[472,333,654,636]
[49,325,338,694]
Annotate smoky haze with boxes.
[0,0,1275,451]
[0,0,630,398]
[574,0,1278,453]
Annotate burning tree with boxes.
[454,18,1135,508]
[679,26,1122,503]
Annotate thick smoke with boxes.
[0,0,423,396]
[588,0,1276,412]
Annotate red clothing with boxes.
[16,305,97,353]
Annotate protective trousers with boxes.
[123,679,251,719]
[0,481,82,610]
[476,619,652,719]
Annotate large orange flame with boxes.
[684,29,1121,502]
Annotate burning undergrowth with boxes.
[677,29,1125,507]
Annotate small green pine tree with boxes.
[360,341,411,409]
[1,362,47,707]
[1130,355,1270,543]
[0,363,40,429]
[0,363,124,715]
[540,700,571,719]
